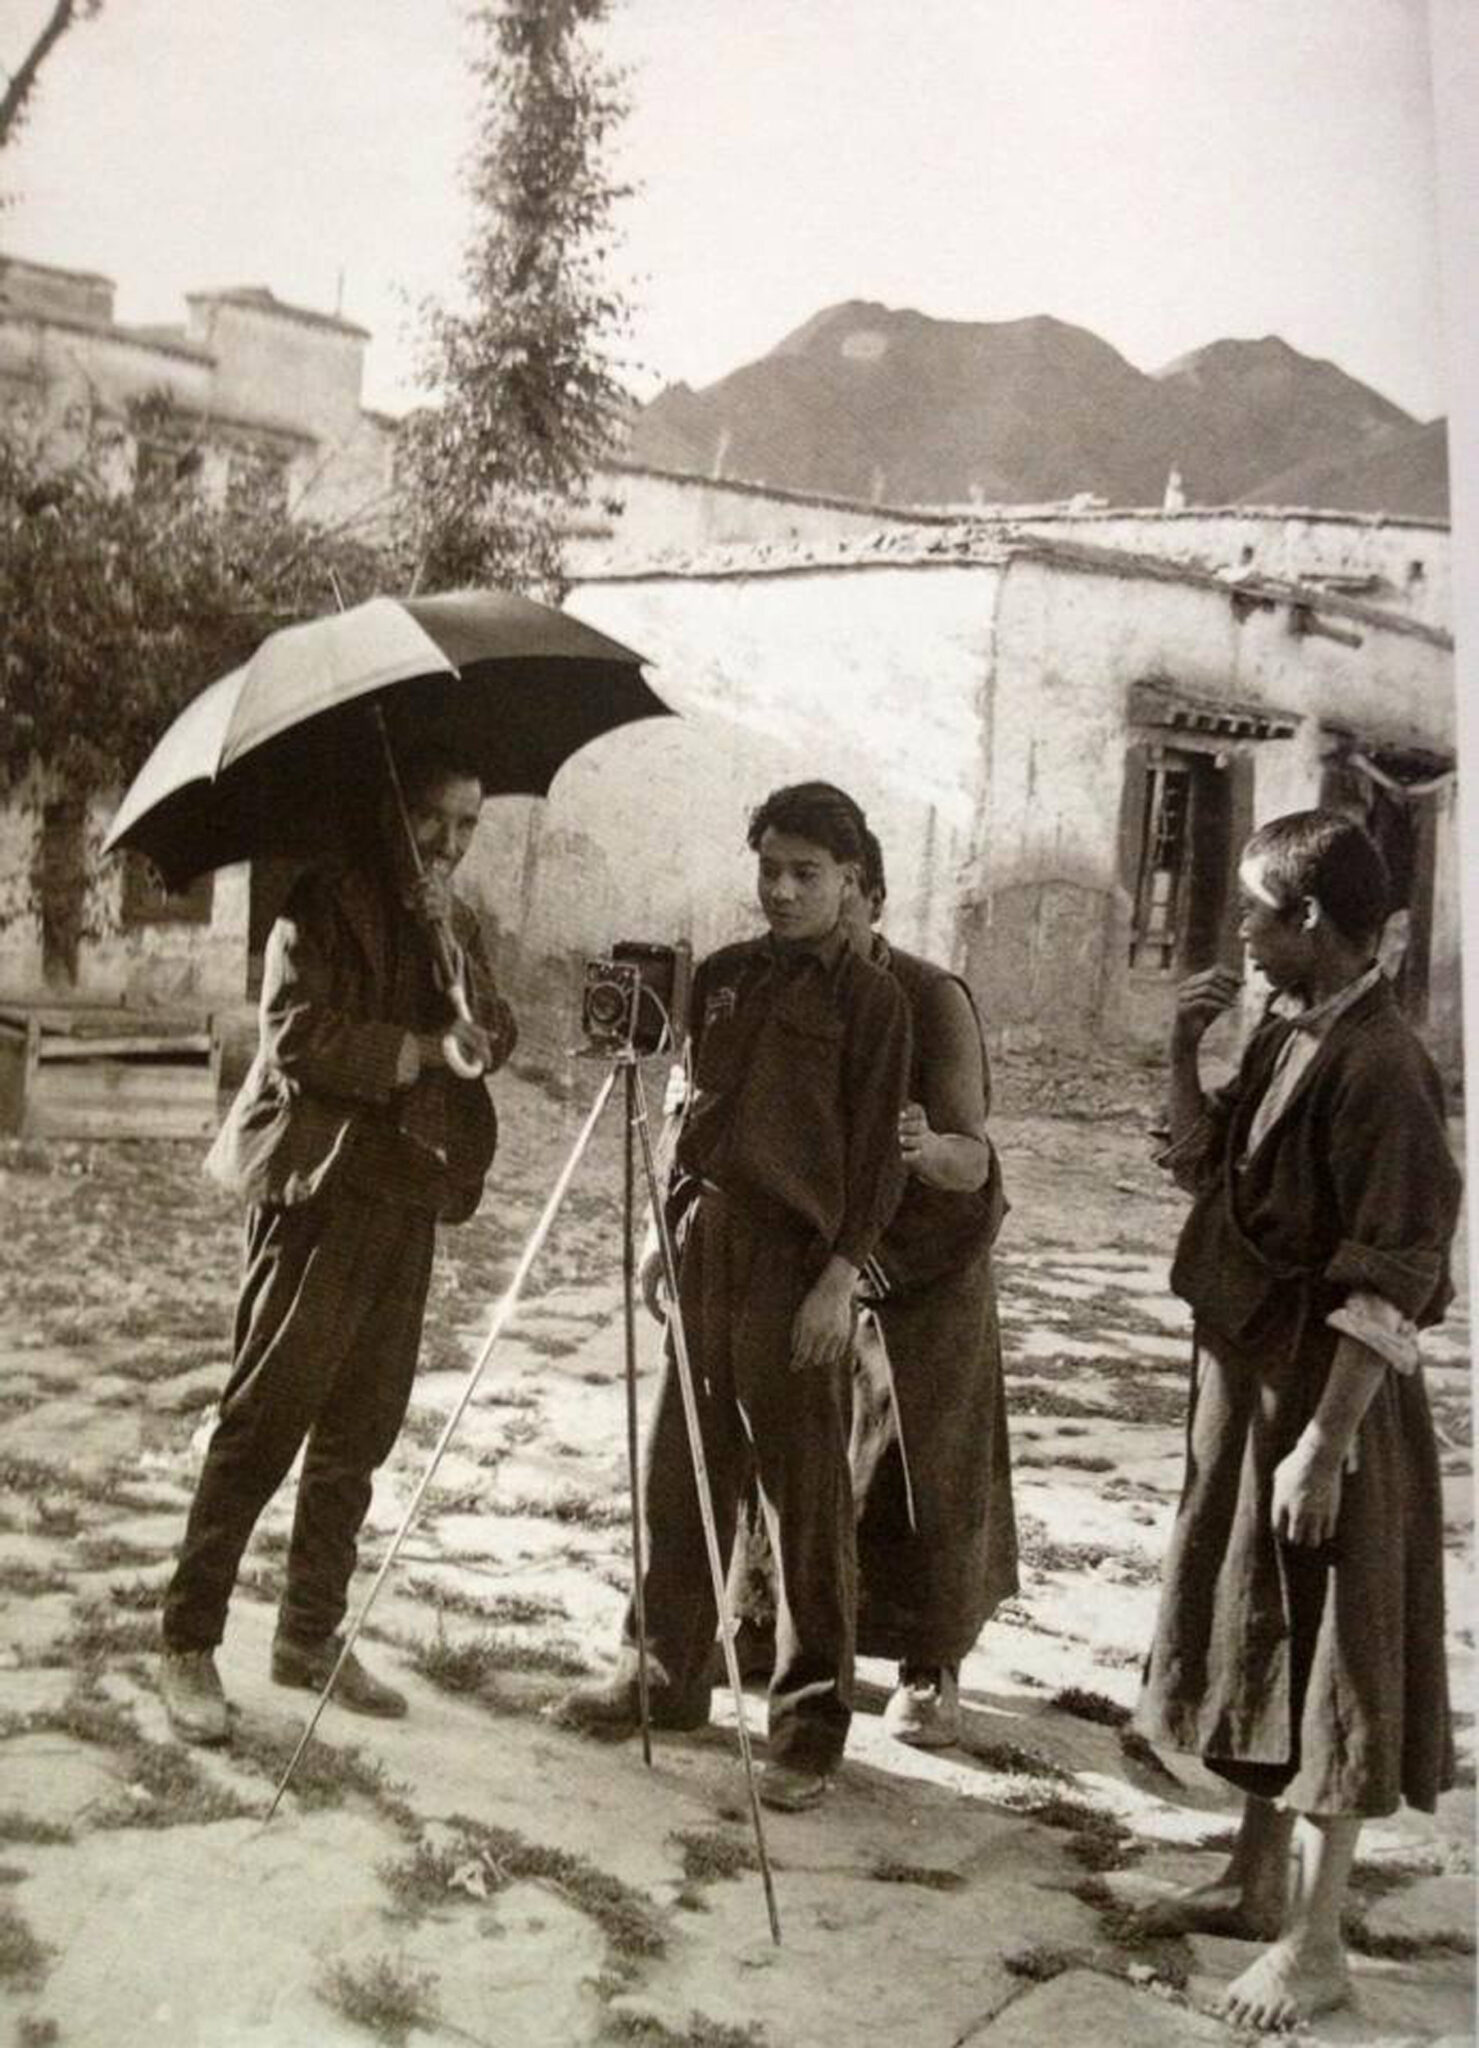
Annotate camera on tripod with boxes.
[581,941,683,1055]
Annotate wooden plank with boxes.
[33,1073,212,1099]
[37,1035,213,1062]
[26,1099,217,1139]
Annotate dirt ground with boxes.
[0,1054,1473,2048]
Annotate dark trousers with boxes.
[162,1190,436,1652]
[624,1192,856,1772]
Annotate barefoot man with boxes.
[1133,810,1462,2030]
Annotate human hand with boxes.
[408,866,456,931]
[1271,1438,1343,1547]
[1171,965,1243,1050]
[789,1269,857,1372]
[898,1100,935,1178]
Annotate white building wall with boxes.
[456,562,1003,1054]
[973,554,1458,1062]
[996,508,1450,629]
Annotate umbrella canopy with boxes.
[104,589,664,890]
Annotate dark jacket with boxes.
[205,860,515,1224]
[675,931,910,1272]
[1169,976,1460,1360]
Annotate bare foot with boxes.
[1136,1879,1284,1942]
[1220,1936,1354,2031]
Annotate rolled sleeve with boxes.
[1153,1113,1216,1192]
[1327,1288,1421,1376]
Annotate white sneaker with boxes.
[881,1663,960,1749]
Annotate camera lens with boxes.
[586,979,629,1031]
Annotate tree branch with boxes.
[1,0,97,152]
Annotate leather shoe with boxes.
[551,1666,709,1740]
[758,1760,833,1812]
[158,1647,230,1746]
[271,1632,407,1718]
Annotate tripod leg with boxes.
[264,1064,620,1822]
[629,1065,783,1948]
[622,1059,653,1766]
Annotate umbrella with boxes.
[104,588,664,890]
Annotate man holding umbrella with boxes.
[157,748,517,1744]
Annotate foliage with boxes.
[399,0,634,594]
[0,418,396,959]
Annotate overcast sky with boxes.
[0,0,1450,418]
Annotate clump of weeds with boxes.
[868,1858,966,1891]
[406,1626,589,1696]
[1050,1685,1131,1727]
[0,1901,50,1991]
[381,1814,667,1966]
[319,1954,440,2047]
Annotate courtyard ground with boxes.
[0,1051,1472,2048]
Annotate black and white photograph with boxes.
[0,2,1475,2042]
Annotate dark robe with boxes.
[1135,977,1462,1815]
[855,943,1018,1664]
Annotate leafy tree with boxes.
[399,0,634,595]
[1,0,103,157]
[0,420,394,979]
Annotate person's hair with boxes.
[860,825,887,909]
[746,780,869,869]
[1240,808,1389,948]
[397,747,484,806]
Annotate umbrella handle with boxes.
[441,972,488,1080]
[372,706,488,1080]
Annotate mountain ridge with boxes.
[625,303,1445,518]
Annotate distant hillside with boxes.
[625,303,1447,519]
[1242,416,1450,520]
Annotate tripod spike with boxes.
[630,1063,783,1947]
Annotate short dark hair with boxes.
[398,748,484,806]
[1241,808,1389,948]
[746,781,869,869]
[860,825,887,908]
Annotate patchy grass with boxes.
[382,1815,667,1963]
[1003,1944,1078,1983]
[668,1829,759,1885]
[1050,1686,1132,1728]
[0,1901,49,1991]
[868,1858,966,1892]
[319,1955,440,2047]
[401,1576,568,1626]
[601,2015,768,2048]
[22,1690,252,1832]
[222,1721,416,1832]
[74,1534,167,1571]
[1117,1727,1179,1784]
[405,1626,590,1694]
[36,1604,160,1670]
[0,1810,73,1847]
[500,1491,629,1531]
[1344,1916,1476,1961]
[0,1561,70,1598]
[962,1735,1072,1784]
[108,1575,167,1612]
[1005,1793,1141,1872]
